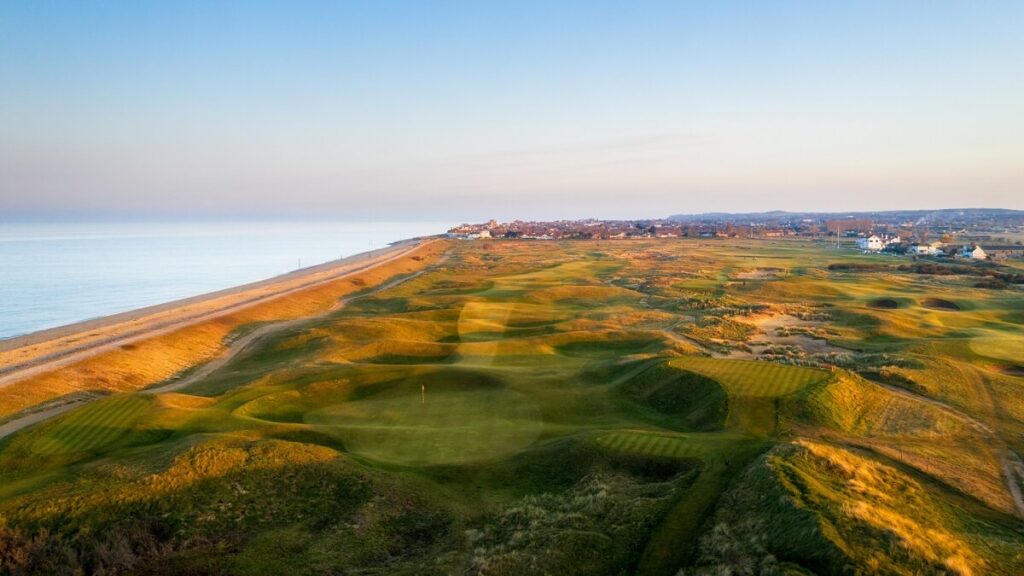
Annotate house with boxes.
[960,245,987,260]
[980,245,1024,260]
[857,235,884,251]
[909,242,942,256]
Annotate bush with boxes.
[827,263,890,271]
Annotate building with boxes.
[857,235,884,251]
[980,245,1024,259]
[960,245,987,260]
[909,242,944,256]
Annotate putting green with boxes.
[306,385,543,465]
[968,332,1024,363]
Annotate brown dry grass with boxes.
[796,372,1014,514]
[0,241,448,419]
[794,439,987,576]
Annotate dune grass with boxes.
[0,238,1022,575]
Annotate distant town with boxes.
[447,208,1024,260]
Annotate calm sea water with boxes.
[0,221,451,339]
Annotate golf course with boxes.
[1,238,1023,575]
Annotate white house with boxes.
[960,245,987,260]
[857,235,884,251]
[913,238,942,254]
[909,242,942,256]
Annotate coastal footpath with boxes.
[0,237,447,425]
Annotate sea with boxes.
[0,221,452,340]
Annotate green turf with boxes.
[1,238,1022,575]
[306,385,543,465]
[28,395,153,456]
[669,356,828,397]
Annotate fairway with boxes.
[26,395,152,456]
[1,238,1022,576]
[305,385,543,465]
[670,356,827,397]
[596,430,745,461]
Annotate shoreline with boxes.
[0,238,420,351]
[0,236,439,389]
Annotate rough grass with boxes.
[0,241,449,420]
[794,371,1014,514]
[692,440,1024,575]
[1,238,1023,575]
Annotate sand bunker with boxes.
[735,267,784,280]
[722,314,845,359]
[921,298,961,311]
[869,298,900,309]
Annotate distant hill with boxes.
[667,208,1024,224]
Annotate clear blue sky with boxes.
[2,1,1022,221]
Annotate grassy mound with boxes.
[553,331,667,357]
[691,441,1024,575]
[617,362,727,431]
[795,371,1014,514]
[4,238,1024,574]
[799,373,971,438]
[525,284,641,306]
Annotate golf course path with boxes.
[0,396,94,441]
[147,261,441,395]
[0,251,448,440]
[872,379,1024,518]
[0,239,436,390]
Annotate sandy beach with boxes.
[0,237,440,394]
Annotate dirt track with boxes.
[0,242,442,440]
[146,264,436,395]
[0,239,435,390]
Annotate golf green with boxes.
[306,384,543,465]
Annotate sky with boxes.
[1,1,1022,222]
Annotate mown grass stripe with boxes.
[69,398,140,451]
[636,434,660,455]
[652,436,674,457]
[608,433,630,451]
[615,433,641,452]
[32,396,151,455]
